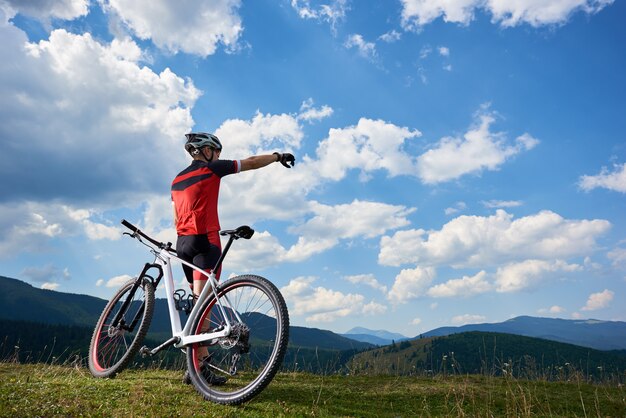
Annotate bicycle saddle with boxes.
[220,225,255,240]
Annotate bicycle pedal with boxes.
[139,346,151,357]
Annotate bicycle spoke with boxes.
[188,275,289,405]
[89,278,154,377]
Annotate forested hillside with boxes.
[0,276,106,326]
[423,315,626,350]
[350,332,626,379]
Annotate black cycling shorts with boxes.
[176,233,221,283]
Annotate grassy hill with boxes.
[1,363,625,417]
[350,332,626,380]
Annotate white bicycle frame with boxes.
[131,236,246,354]
[120,220,255,356]
[158,249,239,348]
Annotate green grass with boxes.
[1,362,625,417]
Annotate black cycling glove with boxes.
[274,152,295,168]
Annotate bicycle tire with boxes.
[88,277,155,378]
[186,275,289,405]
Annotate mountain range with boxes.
[0,276,370,352]
[3,275,626,377]
[2,275,626,352]
[422,315,626,351]
[343,327,409,346]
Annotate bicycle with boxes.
[88,219,290,405]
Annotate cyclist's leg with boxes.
[190,233,221,360]
[176,235,196,291]
[191,230,222,295]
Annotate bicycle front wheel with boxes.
[89,277,155,378]
[186,275,289,405]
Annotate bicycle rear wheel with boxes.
[186,275,289,405]
[89,277,155,378]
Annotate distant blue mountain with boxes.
[422,315,626,351]
[343,327,409,346]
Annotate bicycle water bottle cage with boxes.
[173,289,194,315]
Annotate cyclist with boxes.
[171,132,294,385]
[172,132,295,294]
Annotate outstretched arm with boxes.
[240,153,295,171]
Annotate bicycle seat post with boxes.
[211,231,238,275]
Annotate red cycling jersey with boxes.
[171,159,241,236]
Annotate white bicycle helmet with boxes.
[184,132,222,155]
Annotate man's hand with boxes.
[274,152,295,168]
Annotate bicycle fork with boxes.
[110,263,162,332]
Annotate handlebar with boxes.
[121,219,172,250]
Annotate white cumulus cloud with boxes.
[286,199,415,262]
[225,199,413,270]
[379,209,610,268]
[387,266,436,304]
[292,199,414,241]
[362,301,387,315]
[0,202,122,256]
[106,274,133,288]
[101,0,243,57]
[427,271,491,297]
[581,289,614,311]
[314,118,422,181]
[1,0,88,22]
[297,98,334,123]
[400,0,614,29]
[487,0,614,27]
[495,259,582,293]
[223,230,289,271]
[416,111,539,184]
[280,276,382,322]
[0,23,199,207]
[216,110,304,161]
[579,163,626,193]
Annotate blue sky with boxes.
[1,0,624,337]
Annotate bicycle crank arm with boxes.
[140,336,180,357]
